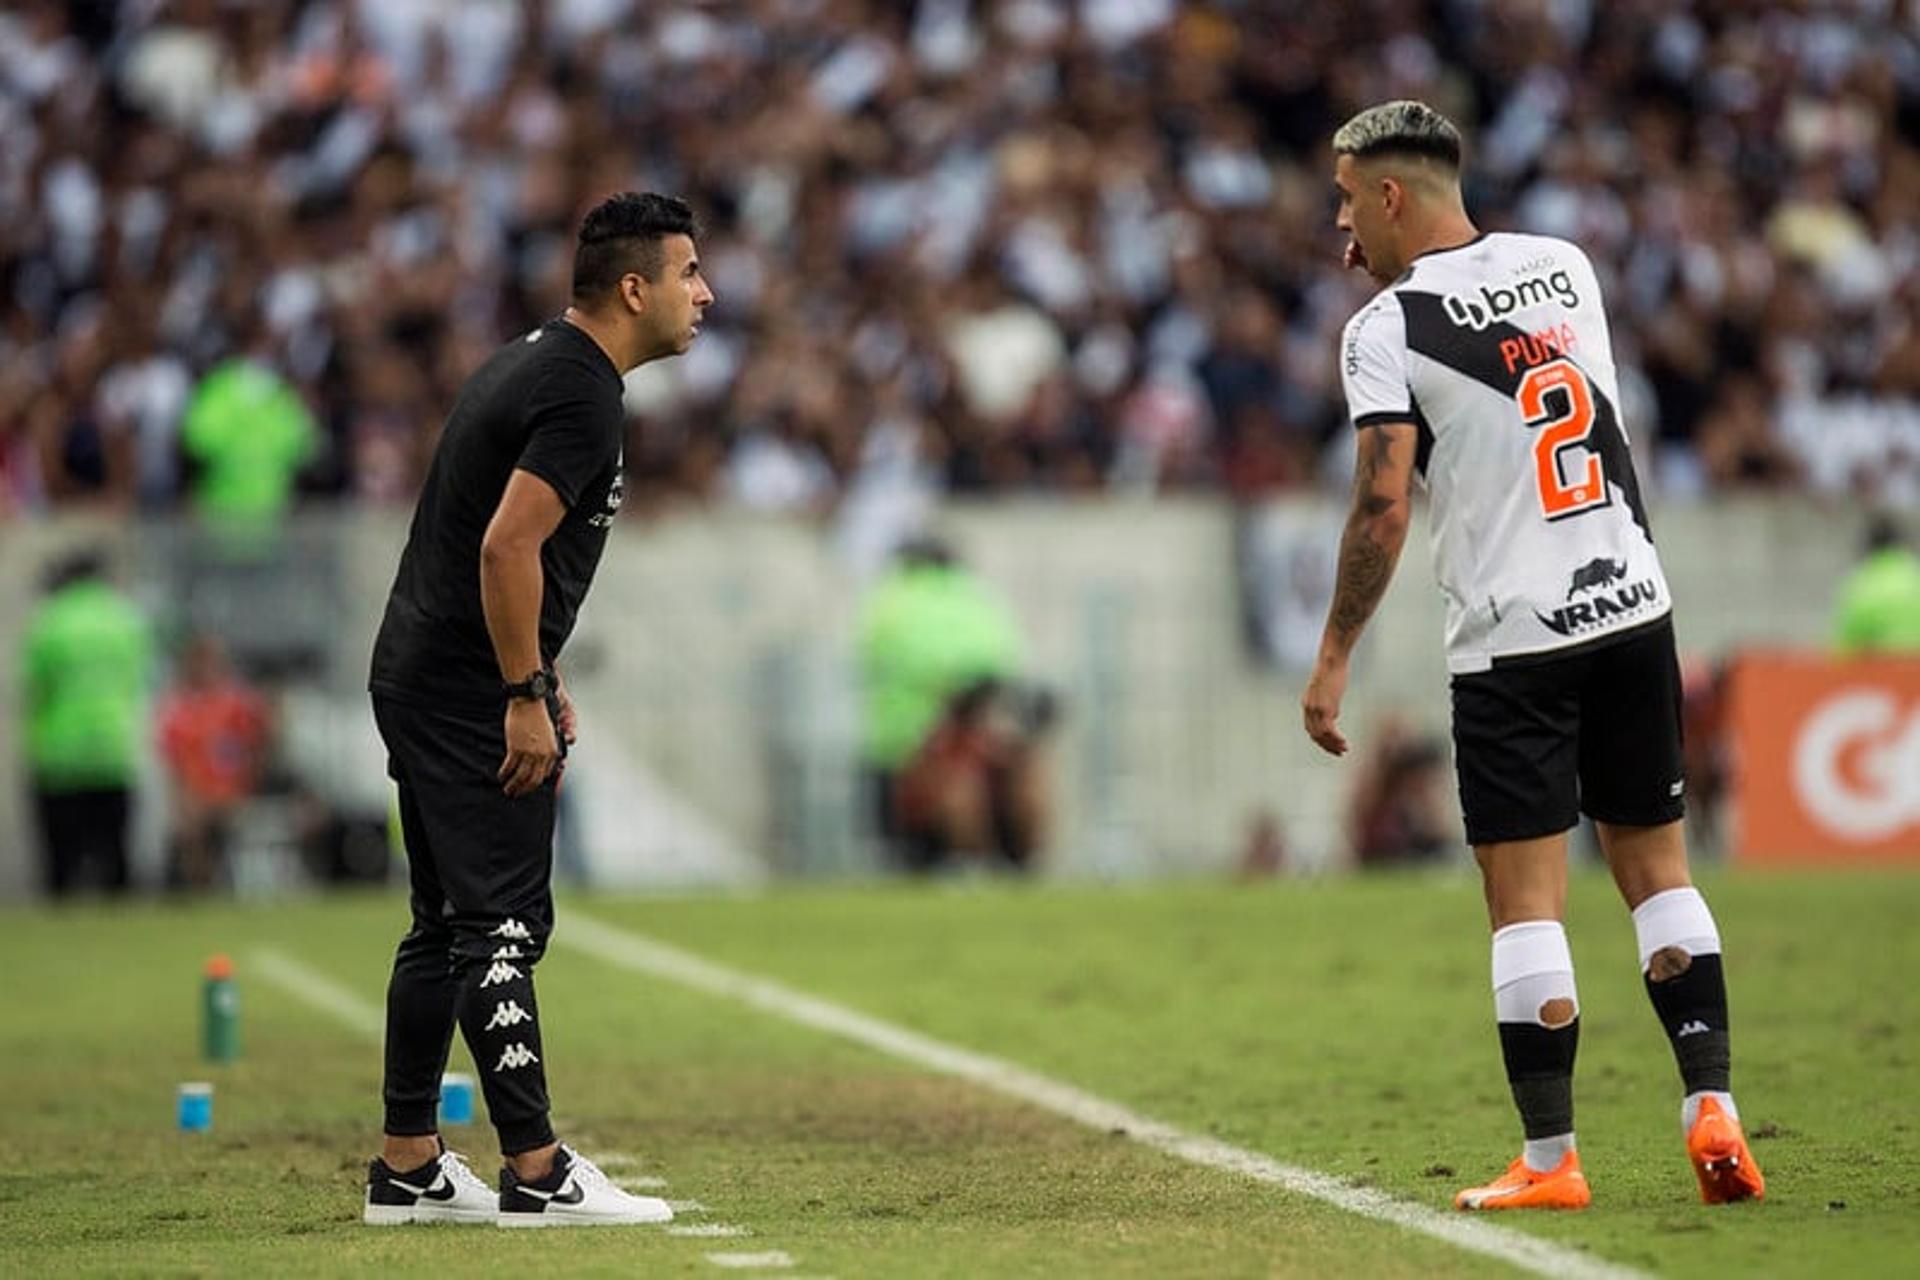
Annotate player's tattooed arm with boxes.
[1303,421,1416,756]
[1324,423,1417,652]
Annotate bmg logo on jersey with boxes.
[1443,267,1580,331]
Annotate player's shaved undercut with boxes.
[1332,100,1464,172]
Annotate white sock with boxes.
[1634,888,1737,1135]
[1523,1133,1576,1173]
[1683,1089,1738,1132]
[1631,886,1721,970]
[1491,920,1580,1026]
[1491,921,1580,1172]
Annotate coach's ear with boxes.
[619,271,651,316]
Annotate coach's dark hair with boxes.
[573,192,700,301]
[1331,100,1464,169]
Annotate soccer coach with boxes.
[362,193,712,1227]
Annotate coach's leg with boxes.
[381,779,461,1171]
[448,782,559,1176]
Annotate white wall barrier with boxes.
[0,498,1857,896]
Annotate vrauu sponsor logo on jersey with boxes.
[1535,557,1661,637]
[1564,557,1627,601]
[1443,266,1580,331]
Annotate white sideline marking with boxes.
[706,1251,794,1269]
[560,912,1646,1280]
[666,1199,708,1213]
[594,1153,645,1170]
[255,949,384,1040]
[670,1223,749,1237]
[620,1175,671,1191]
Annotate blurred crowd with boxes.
[3,0,1919,525]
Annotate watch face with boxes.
[510,671,552,699]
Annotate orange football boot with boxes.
[1687,1096,1765,1203]
[1454,1150,1591,1210]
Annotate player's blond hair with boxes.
[1331,101,1463,169]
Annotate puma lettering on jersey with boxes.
[1340,232,1671,673]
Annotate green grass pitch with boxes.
[3,866,1914,1277]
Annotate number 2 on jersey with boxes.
[1515,359,1607,521]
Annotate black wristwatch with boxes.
[504,669,556,702]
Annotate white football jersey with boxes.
[1339,231,1671,674]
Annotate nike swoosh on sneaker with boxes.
[390,1170,457,1202]
[514,1179,586,1206]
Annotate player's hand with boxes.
[553,671,578,746]
[1302,659,1350,757]
[499,698,560,797]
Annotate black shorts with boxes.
[1449,617,1686,846]
[371,693,559,959]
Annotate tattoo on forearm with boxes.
[1329,526,1393,642]
[1327,429,1405,645]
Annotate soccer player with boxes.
[1302,102,1764,1211]
[362,192,712,1226]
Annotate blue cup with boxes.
[439,1072,475,1125]
[178,1082,213,1132]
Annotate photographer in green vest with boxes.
[19,550,154,896]
[1834,513,1920,655]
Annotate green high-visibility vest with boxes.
[182,358,316,523]
[857,566,1022,768]
[1834,548,1920,655]
[21,581,153,790]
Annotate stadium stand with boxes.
[2,0,1917,519]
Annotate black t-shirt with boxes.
[370,318,626,709]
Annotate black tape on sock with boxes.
[1497,1018,1580,1139]
[1645,952,1731,1095]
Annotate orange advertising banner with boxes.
[1728,654,1920,864]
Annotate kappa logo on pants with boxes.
[491,944,523,960]
[491,919,534,942]
[495,1042,540,1072]
[485,1000,534,1031]
[480,961,523,989]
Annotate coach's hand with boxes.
[1302,659,1350,757]
[554,671,578,746]
[500,699,560,797]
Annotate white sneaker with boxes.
[364,1148,498,1224]
[496,1144,673,1228]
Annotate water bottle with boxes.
[203,954,240,1062]
[177,1082,214,1132]
[440,1072,475,1125]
